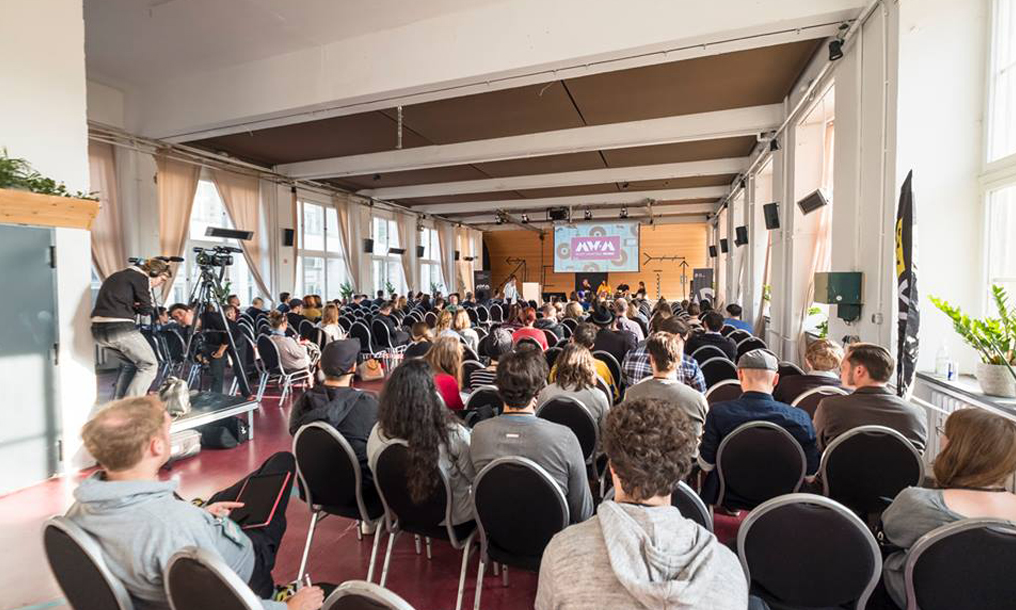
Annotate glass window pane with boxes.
[300,256,325,297]
[326,258,346,301]
[325,207,341,253]
[302,202,325,252]
[988,182,1016,300]
[387,220,400,249]
[190,180,232,241]
[989,0,1016,161]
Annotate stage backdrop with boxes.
[553,221,640,273]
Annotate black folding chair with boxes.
[738,494,881,610]
[472,457,569,609]
[700,357,738,388]
[256,334,312,403]
[690,344,729,365]
[592,350,624,401]
[544,346,563,370]
[904,519,1016,610]
[777,361,805,378]
[541,329,559,348]
[322,580,418,610]
[704,379,742,405]
[791,385,849,419]
[536,396,598,464]
[461,385,503,426]
[672,481,713,532]
[165,547,261,610]
[719,325,737,336]
[561,318,577,332]
[371,319,395,351]
[299,319,317,341]
[715,421,806,511]
[293,423,385,583]
[349,322,375,355]
[42,517,134,610]
[736,337,768,360]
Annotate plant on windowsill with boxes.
[384,280,395,297]
[339,281,354,301]
[430,281,444,296]
[930,285,1016,397]
[0,147,100,229]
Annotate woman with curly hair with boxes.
[537,342,610,426]
[536,397,749,610]
[366,359,475,525]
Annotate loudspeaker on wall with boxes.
[282,228,295,247]
[363,238,374,253]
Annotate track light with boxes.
[584,209,593,220]
[521,214,530,224]
[828,22,849,61]
[769,138,781,152]
[619,207,628,219]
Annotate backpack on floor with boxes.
[198,416,250,449]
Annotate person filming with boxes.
[91,258,173,398]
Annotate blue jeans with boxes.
[92,322,158,398]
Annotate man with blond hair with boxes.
[66,396,323,610]
[773,339,845,404]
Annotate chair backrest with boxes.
[672,481,712,532]
[299,319,317,341]
[728,329,752,344]
[716,421,806,510]
[465,385,504,418]
[690,344,729,365]
[424,311,437,327]
[165,547,261,610]
[338,316,353,331]
[738,494,881,610]
[472,457,569,570]
[820,425,925,515]
[466,307,479,324]
[535,396,597,461]
[371,319,393,349]
[374,442,461,543]
[777,361,805,378]
[594,375,612,405]
[161,329,187,363]
[904,519,1016,610]
[541,329,559,348]
[462,344,481,362]
[791,385,849,418]
[322,580,418,610]
[704,379,742,405]
[293,423,372,522]
[516,336,544,351]
[461,360,485,388]
[736,337,768,360]
[476,306,490,323]
[561,317,577,331]
[42,517,134,610]
[489,306,503,323]
[349,322,373,354]
[256,334,284,374]
[591,350,623,389]
[700,357,738,388]
[544,346,563,370]
[719,325,737,336]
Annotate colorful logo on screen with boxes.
[571,236,621,261]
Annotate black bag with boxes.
[198,416,250,449]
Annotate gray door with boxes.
[0,224,59,494]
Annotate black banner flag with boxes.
[895,170,920,397]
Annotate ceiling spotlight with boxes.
[769,138,781,152]
[521,214,530,224]
[584,209,593,220]
[619,207,628,219]
[372,173,382,181]
[621,182,630,189]
[828,22,849,61]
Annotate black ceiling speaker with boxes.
[416,245,426,258]
[282,228,295,247]
[363,238,374,253]
[734,225,748,246]
[719,238,729,253]
[797,189,830,215]
[548,207,569,221]
[708,245,718,258]
[388,247,406,255]
[762,202,781,230]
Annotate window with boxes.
[419,226,443,294]
[988,0,1016,162]
[986,183,1016,297]
[166,177,258,306]
[371,216,406,296]
[296,200,347,300]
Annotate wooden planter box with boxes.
[0,188,100,230]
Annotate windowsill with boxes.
[915,370,1016,416]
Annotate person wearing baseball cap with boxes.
[697,349,819,509]
[288,338,379,487]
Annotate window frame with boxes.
[296,197,348,301]
[370,214,406,296]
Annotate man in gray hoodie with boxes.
[535,396,749,610]
[65,396,324,610]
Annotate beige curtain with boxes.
[156,154,200,299]
[331,193,355,289]
[436,221,455,292]
[290,188,300,292]
[212,168,271,298]
[88,141,125,280]
[398,213,416,293]
[455,226,473,293]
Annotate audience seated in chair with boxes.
[698,350,820,505]
[772,339,843,405]
[316,304,345,344]
[724,303,753,333]
[623,332,708,452]
[376,302,410,346]
[537,342,611,428]
[286,299,306,331]
[425,336,465,410]
[881,408,1016,608]
[367,359,476,526]
[403,322,433,359]
[470,348,594,524]
[552,323,618,396]
[535,397,748,610]
[245,296,265,319]
[452,308,479,353]
[612,298,644,342]
[65,396,324,610]
[621,316,707,392]
[589,305,637,367]
[268,311,315,378]
[535,303,566,340]
[289,339,378,487]
[685,311,737,361]
[813,343,927,452]
[512,307,550,351]
[469,328,512,390]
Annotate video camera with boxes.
[194,245,242,268]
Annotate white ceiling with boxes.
[84,0,511,85]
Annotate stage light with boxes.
[521,214,529,224]
[584,209,593,220]
[770,138,781,152]
[828,39,844,61]
[619,207,628,219]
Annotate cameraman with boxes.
[91,259,172,398]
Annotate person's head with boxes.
[541,303,556,320]
[638,281,646,288]
[646,332,683,376]
[268,310,288,331]
[626,301,639,320]
[251,297,264,310]
[448,293,460,305]
[700,300,713,312]
[564,301,584,320]
[481,328,513,364]
[934,408,1016,489]
[378,359,456,503]
[321,303,340,327]
[140,258,173,288]
[680,299,690,310]
[353,294,364,303]
[572,322,598,349]
[288,298,304,314]
[379,301,393,315]
[279,292,291,303]
[725,303,743,319]
[452,308,471,331]
[840,343,894,388]
[702,311,725,332]
[736,349,780,393]
[167,303,193,326]
[650,312,688,337]
[223,305,238,321]
[495,347,548,410]
[434,296,446,310]
[589,305,615,329]
[302,295,314,308]
[156,306,169,325]
[521,307,537,327]
[425,335,463,383]
[377,290,384,299]
[82,396,171,474]
[410,321,433,343]
[554,343,597,391]
[397,296,407,310]
[612,298,628,317]
[320,338,360,383]
[435,309,453,332]
[804,339,844,373]
[686,302,701,317]
[603,397,696,504]
[226,294,240,309]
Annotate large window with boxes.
[371,216,406,296]
[296,200,347,300]
[988,0,1016,162]
[419,226,443,294]
[985,1,1016,303]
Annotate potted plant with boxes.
[930,285,1016,397]
[339,281,354,302]
[1,148,100,229]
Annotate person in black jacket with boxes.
[91,259,172,398]
[685,311,737,361]
[375,301,409,346]
[289,339,379,487]
[535,303,565,340]
[199,305,248,395]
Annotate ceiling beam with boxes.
[357,157,747,199]
[460,203,713,223]
[476,214,710,230]
[277,104,781,179]
[412,186,727,215]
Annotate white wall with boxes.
[86,80,125,129]
[1,0,95,473]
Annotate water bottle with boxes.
[935,344,950,377]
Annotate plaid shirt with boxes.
[621,344,707,393]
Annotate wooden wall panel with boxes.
[483,223,707,300]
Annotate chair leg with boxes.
[425,536,433,560]
[455,541,474,610]
[492,562,499,577]
[296,511,319,581]
[414,534,422,555]
[355,520,363,541]
[502,565,509,587]
[380,531,398,587]
[366,520,383,583]
[472,557,486,610]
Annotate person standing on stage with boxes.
[91,259,172,398]
[503,275,519,302]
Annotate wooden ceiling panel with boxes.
[601,136,756,167]
[564,39,822,125]
[474,151,607,177]
[385,82,586,144]
[329,164,490,190]
[398,191,524,206]
[516,183,620,199]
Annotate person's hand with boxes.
[204,501,244,518]
[213,345,228,359]
[286,586,324,610]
